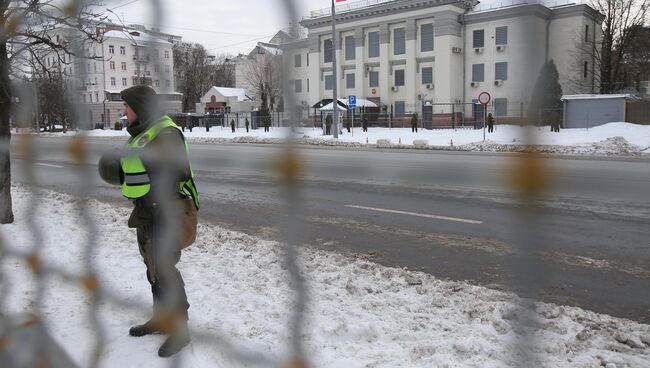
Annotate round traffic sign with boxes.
[478,91,491,105]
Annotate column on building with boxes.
[433,10,464,113]
[378,23,390,103]
[307,33,321,110]
[405,19,417,114]
[354,28,365,99]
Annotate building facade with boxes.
[288,0,602,126]
[39,24,182,129]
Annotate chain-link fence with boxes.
[1,0,647,367]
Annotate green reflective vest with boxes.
[120,116,199,210]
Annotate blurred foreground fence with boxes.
[0,0,580,367]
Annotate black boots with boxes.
[129,318,161,337]
[129,314,190,357]
[157,325,190,358]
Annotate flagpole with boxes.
[331,0,339,138]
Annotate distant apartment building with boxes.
[283,0,602,126]
[38,24,182,128]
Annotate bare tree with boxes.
[1,0,102,223]
[173,44,235,111]
[589,0,650,93]
[34,72,73,132]
[242,52,281,111]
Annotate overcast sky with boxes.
[100,0,330,56]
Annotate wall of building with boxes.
[291,1,602,122]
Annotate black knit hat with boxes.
[120,85,161,124]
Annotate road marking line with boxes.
[345,204,483,224]
[35,163,64,168]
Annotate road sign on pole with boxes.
[348,95,356,109]
[478,92,491,141]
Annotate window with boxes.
[110,77,116,86]
[295,54,301,67]
[165,65,170,73]
[109,45,114,54]
[421,23,434,52]
[422,67,433,84]
[473,29,484,48]
[584,61,589,78]
[472,64,484,82]
[495,62,508,80]
[345,36,355,60]
[122,77,127,87]
[394,28,405,55]
[109,61,115,70]
[346,73,355,89]
[120,46,126,55]
[394,69,405,86]
[164,50,169,59]
[307,78,310,92]
[155,80,160,87]
[94,63,97,72]
[495,27,508,45]
[121,62,127,71]
[394,101,405,117]
[585,24,589,43]
[368,31,379,58]
[294,79,302,93]
[154,65,160,73]
[494,98,507,117]
[323,39,333,63]
[94,92,98,102]
[325,75,333,90]
[369,71,379,87]
[307,53,309,66]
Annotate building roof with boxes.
[561,94,634,100]
[103,30,171,45]
[212,87,249,102]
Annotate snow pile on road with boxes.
[1,186,649,367]
[43,122,650,156]
[461,136,644,156]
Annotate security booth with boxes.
[562,94,632,128]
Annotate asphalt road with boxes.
[9,135,650,323]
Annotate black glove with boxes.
[98,149,124,185]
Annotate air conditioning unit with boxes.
[391,86,399,92]
[494,80,503,86]
[425,84,433,90]
[474,47,484,54]
[496,45,507,52]
[470,81,479,87]
[452,47,462,54]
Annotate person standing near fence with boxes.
[362,115,368,132]
[411,112,419,132]
[325,113,332,135]
[245,117,249,132]
[230,119,235,133]
[487,113,495,133]
[98,85,199,358]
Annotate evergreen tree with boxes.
[528,60,563,127]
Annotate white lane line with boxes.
[345,204,484,225]
[35,163,64,168]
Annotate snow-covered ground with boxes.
[42,122,650,156]
[1,186,649,367]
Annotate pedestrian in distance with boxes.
[325,114,332,135]
[362,116,368,132]
[411,112,419,133]
[245,117,249,132]
[264,116,270,132]
[98,85,199,358]
[230,119,235,133]
[487,113,495,133]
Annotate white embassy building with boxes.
[283,0,602,127]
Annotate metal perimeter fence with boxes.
[0,0,578,367]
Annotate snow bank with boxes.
[36,122,650,156]
[1,186,649,367]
